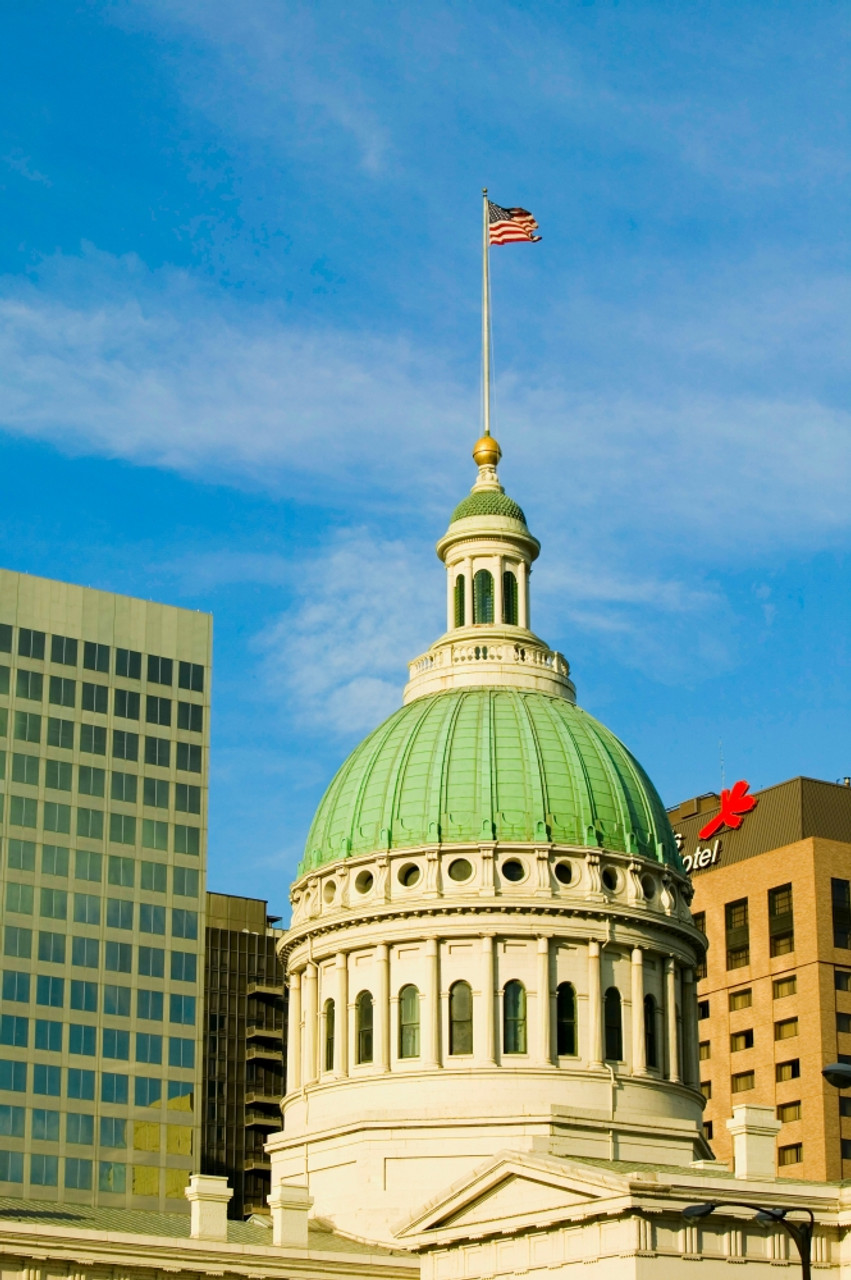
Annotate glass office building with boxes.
[0,569,210,1210]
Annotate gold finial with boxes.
[472,434,502,468]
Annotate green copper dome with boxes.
[450,491,527,524]
[299,687,680,876]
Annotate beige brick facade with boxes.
[670,777,851,1182]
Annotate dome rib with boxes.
[299,687,679,876]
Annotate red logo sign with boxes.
[698,780,758,841]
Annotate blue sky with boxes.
[1,2,850,910]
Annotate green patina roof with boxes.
[450,491,527,524]
[299,687,681,876]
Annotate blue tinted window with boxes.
[35,1020,62,1052]
[66,1113,94,1145]
[168,1037,195,1070]
[0,1106,24,1137]
[101,1072,128,1104]
[67,1068,95,1100]
[30,1153,58,1186]
[134,1076,161,1107]
[32,1108,60,1140]
[136,1032,162,1064]
[36,975,64,1007]
[69,1025,96,1056]
[103,1028,130,1060]
[70,980,97,1012]
[0,1150,23,1182]
[1,972,29,1003]
[0,1062,26,1092]
[0,1016,27,1047]
[33,1064,61,1096]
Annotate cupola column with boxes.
[665,957,680,1084]
[446,569,454,631]
[681,966,699,1087]
[335,952,349,1077]
[493,556,504,626]
[537,936,551,1064]
[481,936,496,1064]
[302,963,318,1085]
[464,556,473,625]
[286,969,302,1093]
[631,948,647,1076]
[519,560,530,629]
[376,943,391,1072]
[587,939,603,1068]
[424,938,441,1066]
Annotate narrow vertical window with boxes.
[556,982,576,1056]
[454,575,466,628]
[449,980,473,1055]
[355,991,373,1064]
[398,984,420,1059]
[644,994,658,1068]
[324,998,335,1072]
[472,570,494,624]
[502,980,527,1054]
[502,571,518,625]
[604,987,623,1061]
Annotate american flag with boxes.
[488,201,542,245]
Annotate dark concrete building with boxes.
[202,892,285,1217]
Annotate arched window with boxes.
[502,570,518,625]
[644,994,658,1069]
[324,998,335,1072]
[356,990,373,1064]
[454,575,466,628]
[604,987,623,1061]
[472,570,494,624]
[502,980,527,1054]
[556,982,576,1056]
[399,984,420,1059]
[449,980,473,1055]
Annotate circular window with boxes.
[501,859,525,883]
[355,869,374,895]
[322,879,337,904]
[447,857,473,883]
[398,863,421,888]
[641,874,656,900]
[554,860,572,886]
[601,866,619,893]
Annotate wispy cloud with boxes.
[2,248,851,568]
[3,150,51,187]
[254,530,440,736]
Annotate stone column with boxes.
[286,969,302,1092]
[519,560,530,629]
[631,948,647,1075]
[482,936,496,1064]
[335,952,349,1077]
[302,963,318,1086]
[665,957,680,1083]
[464,556,473,625]
[424,938,440,1066]
[446,565,455,630]
[681,966,699,1086]
[587,939,603,1067]
[537,936,551,1064]
[376,942,390,1071]
[494,555,504,625]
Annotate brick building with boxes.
[669,775,851,1181]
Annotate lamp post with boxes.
[822,1062,851,1091]
[682,1201,814,1280]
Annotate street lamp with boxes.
[682,1201,814,1280]
[822,1062,851,1090]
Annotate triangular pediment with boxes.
[395,1150,634,1245]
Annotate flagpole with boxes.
[482,187,491,437]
